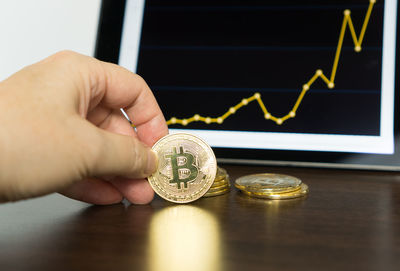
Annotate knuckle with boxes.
[46,50,86,69]
[52,50,79,60]
[132,73,148,88]
[132,73,144,81]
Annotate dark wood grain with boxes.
[1,165,400,271]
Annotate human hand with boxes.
[0,51,168,204]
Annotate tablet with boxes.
[96,0,400,171]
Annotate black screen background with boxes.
[136,0,384,136]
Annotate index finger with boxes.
[96,61,169,146]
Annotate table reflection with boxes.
[148,205,221,271]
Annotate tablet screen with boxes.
[100,0,400,170]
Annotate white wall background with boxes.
[0,0,101,80]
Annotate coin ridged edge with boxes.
[235,173,302,193]
[240,183,309,200]
[203,187,230,197]
[234,183,302,194]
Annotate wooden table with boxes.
[1,165,400,271]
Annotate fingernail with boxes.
[145,150,158,175]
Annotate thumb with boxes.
[89,128,158,179]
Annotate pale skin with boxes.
[0,51,168,204]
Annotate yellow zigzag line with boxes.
[166,0,376,126]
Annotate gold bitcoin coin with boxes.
[240,183,309,200]
[148,133,217,203]
[235,173,302,194]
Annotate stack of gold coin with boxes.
[203,166,231,197]
[234,173,308,199]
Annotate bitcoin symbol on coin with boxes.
[148,133,217,203]
[165,146,199,189]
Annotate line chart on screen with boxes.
[121,0,394,153]
[165,0,376,127]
